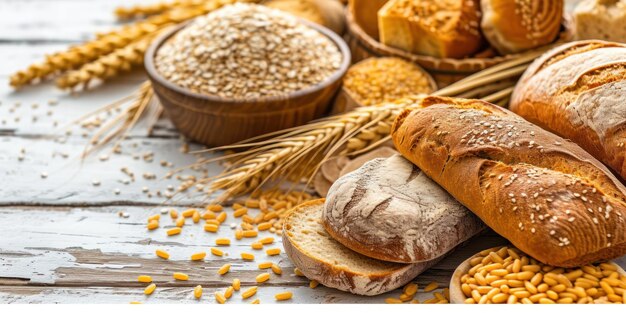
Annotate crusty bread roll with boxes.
[480,0,563,54]
[378,0,484,58]
[574,0,626,43]
[391,96,626,267]
[282,199,438,295]
[510,40,626,181]
[323,155,484,263]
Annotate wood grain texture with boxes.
[0,0,618,303]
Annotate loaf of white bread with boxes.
[282,199,439,295]
[323,155,484,263]
[392,96,626,267]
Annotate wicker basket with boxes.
[345,10,571,87]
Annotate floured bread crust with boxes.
[282,199,439,296]
[510,40,626,181]
[323,155,484,263]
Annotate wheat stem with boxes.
[192,52,546,202]
[10,0,255,88]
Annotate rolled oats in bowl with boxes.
[155,3,343,99]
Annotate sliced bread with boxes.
[282,198,437,296]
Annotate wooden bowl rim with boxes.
[448,246,626,304]
[144,16,352,105]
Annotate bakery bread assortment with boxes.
[323,155,484,263]
[378,0,484,58]
[480,0,563,54]
[282,199,439,296]
[510,40,626,181]
[574,0,626,43]
[391,96,626,267]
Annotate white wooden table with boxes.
[0,0,623,304]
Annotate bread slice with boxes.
[282,199,437,296]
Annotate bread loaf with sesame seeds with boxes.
[510,40,626,181]
[480,0,563,54]
[391,96,626,267]
[377,0,484,58]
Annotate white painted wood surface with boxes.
[0,0,623,304]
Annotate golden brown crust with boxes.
[378,0,484,58]
[480,0,563,54]
[391,96,626,267]
[510,40,626,181]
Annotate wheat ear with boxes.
[193,49,548,202]
[115,0,209,20]
[63,81,155,157]
[10,0,252,88]
[56,34,160,90]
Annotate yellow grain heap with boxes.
[342,57,436,106]
[461,246,626,304]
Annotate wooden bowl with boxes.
[449,246,626,304]
[345,10,572,87]
[145,20,351,147]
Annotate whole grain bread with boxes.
[510,40,626,181]
[323,154,484,263]
[282,199,439,295]
[391,96,626,267]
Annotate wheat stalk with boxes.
[191,48,549,202]
[10,0,254,88]
[115,0,209,20]
[55,33,160,90]
[63,81,157,157]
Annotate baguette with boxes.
[391,96,626,267]
[510,40,626,181]
[324,155,484,263]
[282,199,438,295]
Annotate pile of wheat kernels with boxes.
[155,3,342,99]
[461,246,626,304]
[342,57,434,106]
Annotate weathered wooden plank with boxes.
[0,285,446,304]
[0,136,215,206]
[0,204,508,287]
[0,0,156,42]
